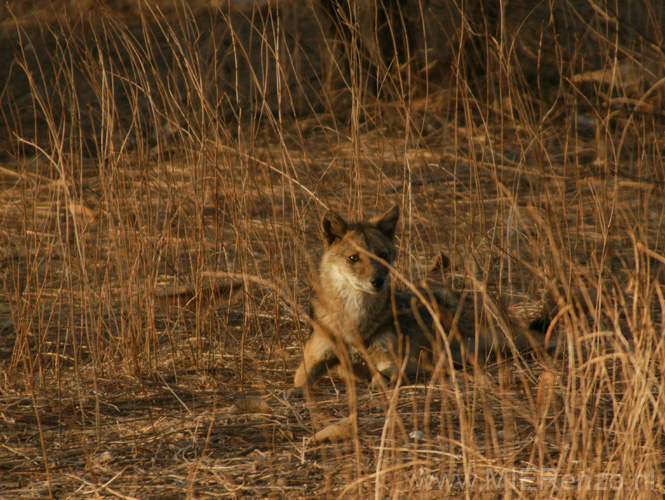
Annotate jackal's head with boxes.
[319,205,399,295]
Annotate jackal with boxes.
[292,205,555,393]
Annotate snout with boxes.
[370,276,385,291]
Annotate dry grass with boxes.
[1,0,664,498]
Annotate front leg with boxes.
[366,330,400,390]
[293,328,340,392]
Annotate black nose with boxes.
[370,277,384,290]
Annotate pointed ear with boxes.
[373,205,400,240]
[322,210,348,246]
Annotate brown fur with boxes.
[293,205,555,392]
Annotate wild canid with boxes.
[292,205,556,393]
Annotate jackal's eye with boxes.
[348,254,360,263]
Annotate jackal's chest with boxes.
[312,292,392,344]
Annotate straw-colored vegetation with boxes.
[1,0,663,498]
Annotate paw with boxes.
[285,386,305,400]
[369,362,399,391]
[369,372,392,393]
